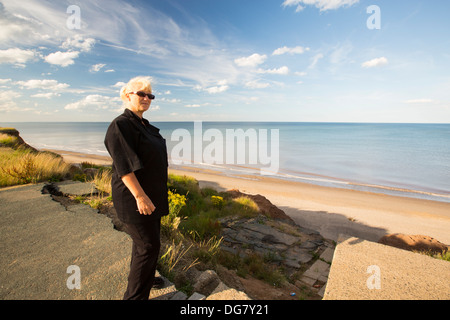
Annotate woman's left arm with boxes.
[121,172,156,215]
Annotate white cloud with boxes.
[404,99,436,104]
[194,80,230,94]
[0,90,22,111]
[89,63,106,73]
[16,79,70,91]
[234,53,267,67]
[282,0,360,11]
[205,85,229,94]
[329,43,353,65]
[361,57,388,68]
[61,35,96,52]
[64,94,121,110]
[184,102,222,108]
[309,53,324,69]
[31,92,61,99]
[0,1,62,47]
[1,1,242,91]
[272,46,309,55]
[0,48,38,66]
[245,80,270,89]
[113,82,127,88]
[160,97,181,103]
[257,66,289,75]
[44,51,80,67]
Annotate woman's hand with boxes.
[121,172,156,215]
[135,194,156,215]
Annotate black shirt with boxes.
[104,108,169,224]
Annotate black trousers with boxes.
[123,218,161,300]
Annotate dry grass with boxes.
[0,147,72,187]
[0,133,19,147]
[91,168,112,194]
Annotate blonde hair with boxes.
[120,76,153,103]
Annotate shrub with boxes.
[211,195,225,209]
[161,190,187,236]
[231,196,259,218]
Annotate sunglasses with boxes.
[128,91,155,100]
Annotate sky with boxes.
[0,0,449,123]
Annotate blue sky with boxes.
[0,0,449,123]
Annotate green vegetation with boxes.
[422,250,450,262]
[436,251,450,262]
[167,173,259,240]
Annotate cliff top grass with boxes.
[0,128,72,187]
[0,127,19,133]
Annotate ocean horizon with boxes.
[2,121,450,203]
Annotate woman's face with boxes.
[126,88,152,116]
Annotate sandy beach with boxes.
[42,149,114,166]
[47,148,450,245]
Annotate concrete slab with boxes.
[56,181,98,196]
[320,247,335,263]
[323,235,450,300]
[0,182,172,300]
[0,183,130,300]
[303,260,330,280]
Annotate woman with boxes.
[104,76,169,300]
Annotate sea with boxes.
[2,121,450,203]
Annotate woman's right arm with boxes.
[121,172,156,216]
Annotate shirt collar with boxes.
[123,108,160,133]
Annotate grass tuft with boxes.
[0,147,72,187]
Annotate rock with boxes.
[244,222,299,246]
[227,189,295,222]
[170,291,188,300]
[378,234,449,255]
[220,214,332,272]
[299,240,320,250]
[192,270,221,296]
[185,266,202,283]
[188,292,206,300]
[83,167,99,179]
[206,282,251,300]
[284,247,314,266]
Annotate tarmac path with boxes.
[0,182,131,300]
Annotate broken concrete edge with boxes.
[323,234,450,300]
